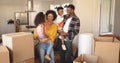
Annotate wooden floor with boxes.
[35,51,60,63]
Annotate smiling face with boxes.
[47,13,54,22]
[58,9,63,16]
[67,7,74,15]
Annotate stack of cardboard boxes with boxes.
[1,32,34,63]
[95,42,119,63]
[74,36,120,63]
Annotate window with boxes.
[15,12,28,25]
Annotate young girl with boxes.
[34,12,52,61]
[55,7,66,50]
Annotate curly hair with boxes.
[34,12,45,26]
[46,10,57,21]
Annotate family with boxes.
[34,4,80,63]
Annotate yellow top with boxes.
[45,22,57,43]
[33,22,57,43]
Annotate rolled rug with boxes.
[78,33,95,56]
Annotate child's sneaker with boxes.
[62,44,66,50]
[45,55,51,60]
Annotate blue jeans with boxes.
[46,42,53,55]
[38,35,53,55]
[37,41,54,63]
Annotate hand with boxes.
[60,31,68,36]
[39,38,49,42]
[58,30,64,33]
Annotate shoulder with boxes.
[51,23,57,30]
[52,23,57,27]
[63,14,69,19]
[37,24,42,28]
[72,15,80,21]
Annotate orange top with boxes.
[58,21,64,27]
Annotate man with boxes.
[58,4,80,63]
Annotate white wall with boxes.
[73,0,99,35]
[52,0,72,5]
[0,5,26,22]
[0,1,27,34]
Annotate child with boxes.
[55,7,66,50]
[34,12,52,60]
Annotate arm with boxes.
[58,30,68,36]
[39,38,49,42]
[42,24,49,38]
[74,19,80,35]
[33,28,49,42]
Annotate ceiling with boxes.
[0,0,72,5]
[0,0,27,5]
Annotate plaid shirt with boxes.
[64,14,80,41]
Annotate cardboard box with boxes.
[94,36,114,42]
[113,41,120,63]
[114,38,120,42]
[0,46,10,63]
[95,42,119,63]
[73,54,98,63]
[19,58,34,63]
[2,32,34,63]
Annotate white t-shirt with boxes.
[54,15,64,25]
[59,17,72,40]
[63,17,72,33]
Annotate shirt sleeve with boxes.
[33,28,38,39]
[74,18,80,35]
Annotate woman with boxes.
[35,10,57,63]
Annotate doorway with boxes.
[99,0,114,35]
